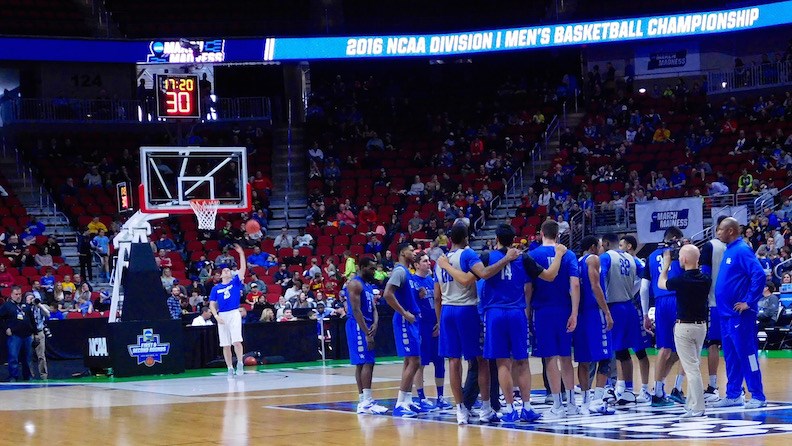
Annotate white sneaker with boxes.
[236,363,245,376]
[357,400,389,414]
[580,402,591,415]
[636,389,652,404]
[457,405,471,425]
[565,404,582,416]
[680,409,706,418]
[544,406,566,420]
[744,399,767,409]
[479,407,501,423]
[713,395,744,408]
[704,386,721,403]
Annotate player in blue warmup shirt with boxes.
[712,217,767,409]
[575,236,615,415]
[600,233,645,403]
[527,220,580,419]
[384,243,423,418]
[435,223,518,425]
[640,226,685,406]
[480,224,565,422]
[410,253,449,412]
[209,244,247,377]
[345,257,389,415]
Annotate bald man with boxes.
[713,217,767,409]
[659,245,711,417]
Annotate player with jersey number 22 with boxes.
[209,243,247,378]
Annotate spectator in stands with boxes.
[408,211,423,234]
[336,204,356,227]
[758,282,780,329]
[4,235,22,261]
[245,283,263,307]
[21,218,45,246]
[15,247,36,270]
[538,187,555,207]
[187,279,207,297]
[83,166,102,189]
[57,291,78,315]
[154,249,173,270]
[343,251,357,279]
[274,263,291,287]
[247,246,269,268]
[90,229,110,281]
[324,258,338,280]
[29,281,45,305]
[0,263,13,288]
[284,248,306,267]
[380,250,395,272]
[214,247,238,270]
[191,307,214,326]
[87,217,107,235]
[59,177,78,199]
[738,169,754,193]
[39,235,61,258]
[364,235,382,256]
[161,268,176,291]
[557,214,571,235]
[654,173,669,190]
[274,228,294,250]
[480,184,493,204]
[294,292,314,309]
[167,286,182,320]
[652,122,672,143]
[670,166,687,189]
[284,279,302,303]
[279,308,296,322]
[75,283,93,316]
[407,175,425,197]
[295,228,314,248]
[610,192,627,227]
[305,258,321,278]
[156,234,177,252]
[61,275,76,295]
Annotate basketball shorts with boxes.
[705,307,721,345]
[217,309,243,347]
[346,319,375,365]
[654,296,677,351]
[439,305,482,360]
[531,306,572,358]
[419,317,441,366]
[393,313,421,357]
[573,308,611,363]
[484,308,529,360]
[609,301,646,352]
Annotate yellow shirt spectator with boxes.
[652,127,671,143]
[87,217,107,235]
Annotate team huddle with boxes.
[344,217,767,423]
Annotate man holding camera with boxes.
[27,292,50,380]
[658,245,711,418]
[0,286,36,381]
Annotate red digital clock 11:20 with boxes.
[155,74,201,119]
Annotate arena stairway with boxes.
[268,125,307,237]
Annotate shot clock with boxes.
[155,74,200,119]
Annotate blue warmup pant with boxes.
[721,314,765,401]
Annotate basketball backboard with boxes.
[139,146,250,215]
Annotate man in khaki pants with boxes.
[26,292,50,380]
[658,245,711,418]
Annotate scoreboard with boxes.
[155,74,200,119]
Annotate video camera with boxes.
[658,239,683,261]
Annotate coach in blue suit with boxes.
[712,217,766,409]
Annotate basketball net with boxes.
[190,199,220,230]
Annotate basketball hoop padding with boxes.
[190,199,220,230]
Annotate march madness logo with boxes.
[650,209,689,232]
[127,329,171,367]
[147,39,225,63]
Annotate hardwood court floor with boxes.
[1,355,792,446]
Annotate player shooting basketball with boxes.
[209,243,248,377]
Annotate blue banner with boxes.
[266,2,792,60]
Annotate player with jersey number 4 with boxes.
[209,243,248,377]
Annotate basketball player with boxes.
[345,258,388,415]
[411,253,449,411]
[527,220,579,419]
[619,235,653,403]
[575,236,615,415]
[383,243,422,418]
[641,227,685,406]
[480,224,565,422]
[435,223,518,425]
[699,215,728,402]
[600,233,645,403]
[209,244,247,377]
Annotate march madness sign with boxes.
[636,197,703,243]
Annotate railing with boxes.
[594,193,737,233]
[773,257,792,280]
[566,210,585,250]
[1,96,272,123]
[707,60,792,94]
[473,164,525,234]
[544,114,560,153]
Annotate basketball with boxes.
[243,356,258,366]
[245,219,261,234]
